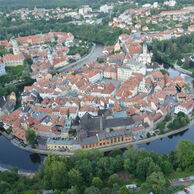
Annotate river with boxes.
[0,135,44,172]
[0,48,194,172]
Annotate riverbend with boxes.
[0,121,194,172]
[0,50,194,172]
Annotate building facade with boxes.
[3,54,25,66]
[80,130,132,150]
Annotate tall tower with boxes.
[143,43,148,55]
[11,40,20,55]
[48,50,53,65]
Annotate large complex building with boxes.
[117,60,146,81]
[3,54,24,66]
[80,130,132,150]
[47,138,80,151]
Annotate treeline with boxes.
[135,0,194,5]
[0,19,130,45]
[150,33,194,67]
[0,0,193,11]
[0,0,120,10]
[1,139,194,194]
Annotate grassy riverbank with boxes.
[167,171,194,179]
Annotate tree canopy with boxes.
[1,139,194,193]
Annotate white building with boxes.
[138,78,151,93]
[152,2,159,8]
[11,39,20,55]
[138,44,152,65]
[0,63,6,76]
[117,66,132,81]
[78,106,98,118]
[142,3,152,8]
[164,0,176,7]
[117,60,146,81]
[174,99,194,114]
[100,4,113,13]
[79,5,92,15]
[3,54,25,67]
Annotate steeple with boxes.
[143,43,148,55]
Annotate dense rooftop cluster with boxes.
[0,32,193,152]
[0,32,82,77]
[110,5,194,35]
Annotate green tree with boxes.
[136,157,154,180]
[0,181,11,193]
[176,140,194,170]
[164,114,172,122]
[146,172,166,194]
[68,168,82,187]
[40,154,68,190]
[118,186,130,194]
[112,183,120,192]
[123,147,138,173]
[7,127,12,134]
[84,186,100,194]
[157,121,165,131]
[67,186,79,194]
[97,58,104,64]
[25,128,37,146]
[101,187,112,194]
[91,177,103,189]
[141,182,151,192]
[160,160,173,174]
[108,173,120,187]
[24,57,33,66]
[0,45,11,56]
[160,69,169,75]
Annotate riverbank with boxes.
[0,121,191,156]
[99,123,191,152]
[0,165,35,177]
[174,64,193,76]
[56,42,96,73]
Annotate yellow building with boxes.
[47,138,80,151]
[114,42,121,53]
[177,92,187,102]
[81,130,132,150]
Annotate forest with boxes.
[0,0,121,10]
[0,0,193,10]
[0,19,130,46]
[150,32,194,68]
[0,139,194,194]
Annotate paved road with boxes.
[57,43,104,73]
[174,64,192,76]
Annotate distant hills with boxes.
[0,0,119,10]
[0,0,194,11]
